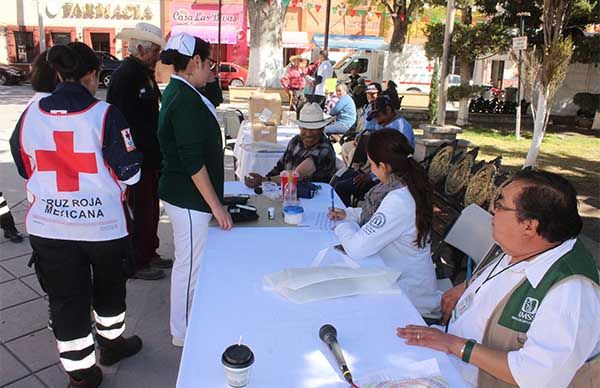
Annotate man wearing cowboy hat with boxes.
[107,23,171,280]
[281,55,306,112]
[244,103,337,188]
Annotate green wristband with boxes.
[461,339,477,363]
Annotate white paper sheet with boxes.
[302,210,340,231]
[263,267,401,304]
[356,359,449,388]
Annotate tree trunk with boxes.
[456,7,473,126]
[383,17,409,84]
[524,91,549,167]
[592,110,600,130]
[456,60,473,126]
[246,0,286,88]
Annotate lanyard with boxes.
[473,245,558,294]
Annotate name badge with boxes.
[451,292,474,323]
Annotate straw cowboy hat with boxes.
[115,23,165,47]
[289,55,303,63]
[294,103,332,129]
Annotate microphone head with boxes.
[319,324,337,343]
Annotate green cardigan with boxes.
[158,77,224,213]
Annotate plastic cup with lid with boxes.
[222,344,255,387]
[283,205,304,225]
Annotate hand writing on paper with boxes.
[328,207,347,221]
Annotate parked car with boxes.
[213,62,248,89]
[95,51,121,88]
[0,64,27,85]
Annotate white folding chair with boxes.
[443,204,496,272]
[223,110,244,180]
[425,204,497,322]
[224,109,243,141]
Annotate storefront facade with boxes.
[161,0,248,66]
[1,0,162,69]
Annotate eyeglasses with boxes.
[208,57,216,67]
[492,197,518,213]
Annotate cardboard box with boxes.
[281,110,297,126]
[251,123,278,143]
[249,92,282,126]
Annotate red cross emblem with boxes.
[426,63,434,72]
[35,131,98,192]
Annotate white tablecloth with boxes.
[233,121,300,180]
[176,182,467,388]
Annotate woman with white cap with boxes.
[157,33,233,347]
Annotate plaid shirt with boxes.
[267,134,336,183]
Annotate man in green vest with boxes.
[396,169,599,388]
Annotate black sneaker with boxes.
[131,267,165,280]
[4,229,24,243]
[98,335,143,366]
[151,257,173,269]
[68,365,103,388]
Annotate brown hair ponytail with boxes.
[366,128,433,248]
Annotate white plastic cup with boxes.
[222,344,254,387]
[283,205,304,225]
[267,207,275,220]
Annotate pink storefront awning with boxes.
[171,25,238,44]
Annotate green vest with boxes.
[477,239,600,388]
[497,239,599,333]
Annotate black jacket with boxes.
[107,56,161,169]
[200,78,224,108]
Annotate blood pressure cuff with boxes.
[227,204,259,223]
[297,182,320,199]
[223,195,250,206]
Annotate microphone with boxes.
[319,324,354,384]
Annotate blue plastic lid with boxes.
[283,205,304,214]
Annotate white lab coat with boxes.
[334,187,441,314]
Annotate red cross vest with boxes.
[19,100,129,241]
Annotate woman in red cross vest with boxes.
[10,43,144,388]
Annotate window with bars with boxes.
[13,31,35,63]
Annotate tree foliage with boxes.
[346,0,425,52]
[475,0,600,63]
[423,21,511,62]
[573,93,600,115]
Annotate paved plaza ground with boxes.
[0,84,598,388]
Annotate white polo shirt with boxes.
[447,239,600,387]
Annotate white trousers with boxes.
[163,201,212,340]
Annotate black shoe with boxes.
[151,257,173,269]
[98,335,143,366]
[4,229,24,243]
[131,267,165,280]
[68,365,103,388]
